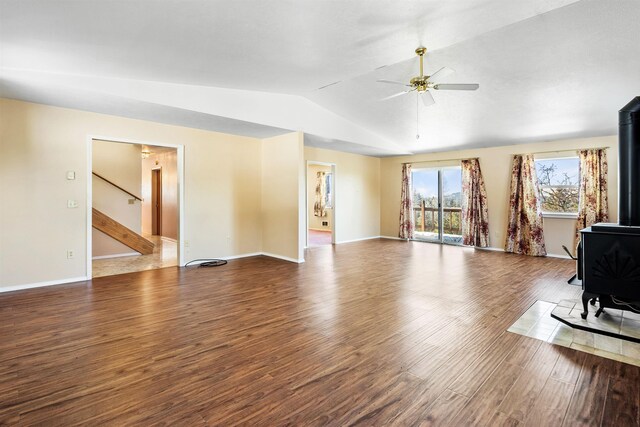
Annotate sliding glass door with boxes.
[411,166,463,245]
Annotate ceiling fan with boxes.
[377,47,479,106]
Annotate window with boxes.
[534,157,579,214]
[324,173,332,208]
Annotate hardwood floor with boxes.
[1,239,639,425]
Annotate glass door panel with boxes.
[411,168,441,242]
[441,167,463,245]
[411,165,463,245]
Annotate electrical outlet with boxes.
[66,250,74,259]
[322,221,328,226]
[128,199,135,204]
[67,199,78,208]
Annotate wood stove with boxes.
[579,97,640,319]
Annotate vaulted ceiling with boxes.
[1,0,639,156]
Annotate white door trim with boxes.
[306,160,337,247]
[86,135,186,279]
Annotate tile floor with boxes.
[308,229,332,246]
[508,299,640,367]
[92,235,177,278]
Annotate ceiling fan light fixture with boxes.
[377,46,479,104]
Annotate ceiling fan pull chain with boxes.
[416,93,420,140]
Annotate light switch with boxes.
[67,199,78,208]
[66,171,76,180]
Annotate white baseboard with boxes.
[161,236,178,243]
[182,252,262,266]
[308,228,332,232]
[261,252,305,264]
[335,235,382,244]
[545,253,572,260]
[476,246,571,259]
[379,235,407,241]
[183,252,305,266]
[222,252,263,261]
[475,246,504,253]
[92,252,139,260]
[0,276,89,294]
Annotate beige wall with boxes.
[92,140,143,257]
[0,98,263,289]
[261,132,305,262]
[307,164,333,231]
[380,135,618,257]
[141,149,178,240]
[304,146,381,243]
[1,97,618,289]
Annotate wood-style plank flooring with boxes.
[1,240,639,426]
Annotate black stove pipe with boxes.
[619,97,640,226]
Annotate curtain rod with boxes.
[402,157,469,165]
[510,146,611,156]
[402,146,611,165]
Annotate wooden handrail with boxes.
[92,172,143,201]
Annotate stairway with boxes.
[92,208,155,255]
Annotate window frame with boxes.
[534,155,580,219]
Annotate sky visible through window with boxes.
[535,157,579,213]
[535,158,579,185]
[412,168,461,196]
[412,167,462,207]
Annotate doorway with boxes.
[306,161,336,247]
[412,165,463,245]
[88,138,184,278]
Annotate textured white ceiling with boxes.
[1,0,638,156]
[307,0,640,153]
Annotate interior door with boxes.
[151,168,162,236]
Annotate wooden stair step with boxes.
[92,208,155,255]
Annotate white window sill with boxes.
[542,212,578,219]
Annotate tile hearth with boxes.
[508,300,640,367]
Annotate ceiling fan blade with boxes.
[433,83,479,91]
[380,91,410,101]
[421,91,435,107]
[377,79,411,87]
[428,67,455,83]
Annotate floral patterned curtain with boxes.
[461,158,490,247]
[576,149,608,243]
[314,171,326,217]
[505,154,547,256]
[399,163,414,239]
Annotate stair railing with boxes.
[92,172,143,201]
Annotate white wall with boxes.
[92,140,143,257]
[261,132,305,262]
[1,69,408,155]
[380,135,618,257]
[304,146,381,243]
[0,98,263,289]
[307,164,333,231]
